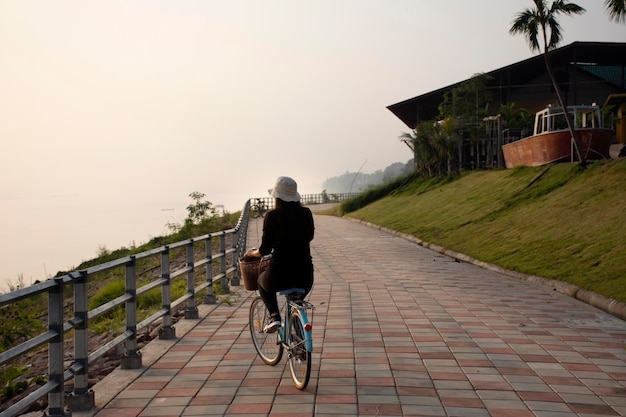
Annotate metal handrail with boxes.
[0,202,253,417]
[0,194,355,417]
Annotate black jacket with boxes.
[259,203,314,283]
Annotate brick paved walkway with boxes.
[85,208,626,417]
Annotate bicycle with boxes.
[249,198,268,218]
[249,285,314,389]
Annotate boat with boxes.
[502,104,615,168]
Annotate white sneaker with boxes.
[263,318,281,333]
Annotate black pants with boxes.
[257,264,313,317]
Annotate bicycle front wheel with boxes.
[250,204,261,218]
[287,308,312,389]
[249,297,283,365]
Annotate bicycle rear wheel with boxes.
[249,297,283,365]
[287,308,312,389]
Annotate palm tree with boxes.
[400,123,437,177]
[510,0,587,165]
[400,119,459,177]
[605,0,626,23]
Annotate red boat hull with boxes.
[502,129,615,168]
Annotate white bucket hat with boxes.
[268,176,300,202]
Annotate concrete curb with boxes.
[349,217,626,322]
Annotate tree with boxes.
[400,123,437,177]
[499,102,533,135]
[605,0,626,23]
[510,0,587,165]
[186,192,216,225]
[438,73,493,129]
[400,119,458,178]
[439,73,494,170]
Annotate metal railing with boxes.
[0,194,354,417]
[248,193,358,211]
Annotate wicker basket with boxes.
[238,257,269,291]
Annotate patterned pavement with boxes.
[85,208,626,417]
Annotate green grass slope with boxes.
[346,159,626,303]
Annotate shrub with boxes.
[88,279,125,310]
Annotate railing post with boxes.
[230,230,241,287]
[67,271,95,411]
[204,236,216,304]
[159,247,176,339]
[121,256,142,369]
[185,241,199,319]
[219,233,230,294]
[47,277,70,417]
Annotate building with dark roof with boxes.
[387,42,626,130]
[387,42,626,169]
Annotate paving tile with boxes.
[107,398,152,409]
[117,389,160,399]
[94,409,143,417]
[225,402,272,414]
[181,404,228,415]
[155,388,198,398]
[444,407,492,417]
[188,394,234,405]
[128,381,168,390]
[148,397,191,407]
[138,404,186,416]
[440,396,485,408]
[358,402,402,415]
[314,403,358,415]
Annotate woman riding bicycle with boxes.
[245,176,314,333]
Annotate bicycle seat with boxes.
[279,288,305,296]
[280,288,306,301]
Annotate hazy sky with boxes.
[1,1,623,285]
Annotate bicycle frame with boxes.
[279,292,314,353]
